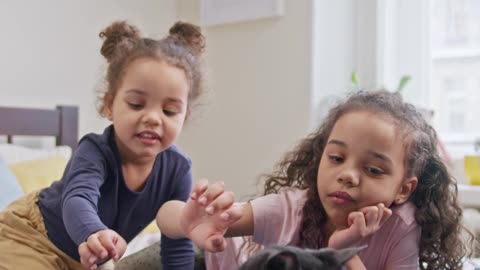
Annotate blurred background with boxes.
[1,0,480,200]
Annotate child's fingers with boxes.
[375,203,386,225]
[221,204,243,224]
[191,179,209,200]
[379,204,392,225]
[197,181,225,206]
[113,236,128,260]
[347,211,366,229]
[79,243,98,269]
[212,236,227,251]
[79,243,96,267]
[97,234,117,260]
[362,206,379,227]
[205,191,235,215]
[205,234,227,252]
[87,234,108,259]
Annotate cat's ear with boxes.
[266,251,299,270]
[313,246,365,265]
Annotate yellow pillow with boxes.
[141,221,160,234]
[8,156,161,234]
[8,156,68,193]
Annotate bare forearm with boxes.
[156,200,186,239]
[346,255,367,270]
[225,202,254,237]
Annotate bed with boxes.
[0,105,161,270]
[0,105,78,150]
[0,105,78,207]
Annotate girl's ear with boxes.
[394,177,418,204]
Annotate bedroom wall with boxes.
[174,1,358,199]
[0,0,177,137]
[175,1,315,199]
[0,1,357,199]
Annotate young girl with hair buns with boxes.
[0,20,240,270]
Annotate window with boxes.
[430,0,480,153]
[430,0,480,137]
[347,0,480,157]
[312,1,480,157]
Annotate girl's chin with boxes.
[327,213,349,229]
[129,149,160,160]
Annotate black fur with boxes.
[238,245,364,270]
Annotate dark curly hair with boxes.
[97,20,206,118]
[258,90,473,269]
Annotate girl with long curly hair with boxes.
[190,90,472,269]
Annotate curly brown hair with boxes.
[97,20,206,119]
[259,90,473,269]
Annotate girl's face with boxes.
[105,58,189,164]
[316,110,417,228]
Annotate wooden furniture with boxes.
[0,105,78,150]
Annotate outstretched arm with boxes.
[224,201,254,237]
[157,180,244,252]
[157,200,190,238]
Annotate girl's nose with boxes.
[143,110,162,126]
[337,168,360,187]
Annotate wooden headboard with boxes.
[0,105,79,150]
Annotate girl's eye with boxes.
[128,103,143,110]
[366,167,385,176]
[163,110,178,116]
[328,155,343,163]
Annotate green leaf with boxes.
[351,72,359,88]
[396,75,411,93]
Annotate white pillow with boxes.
[0,144,72,165]
[0,157,23,210]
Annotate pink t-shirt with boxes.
[205,188,421,270]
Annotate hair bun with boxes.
[99,21,141,62]
[169,21,205,55]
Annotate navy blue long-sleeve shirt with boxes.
[38,126,194,269]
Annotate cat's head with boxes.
[238,245,364,270]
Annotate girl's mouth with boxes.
[328,191,355,205]
[136,131,160,145]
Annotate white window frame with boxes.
[362,0,479,159]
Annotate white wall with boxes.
[310,0,357,129]
[176,1,314,199]
[1,1,359,199]
[0,0,177,137]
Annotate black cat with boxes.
[238,245,364,270]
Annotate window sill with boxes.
[458,184,480,209]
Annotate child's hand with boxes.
[328,203,392,249]
[78,229,127,270]
[180,179,242,252]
